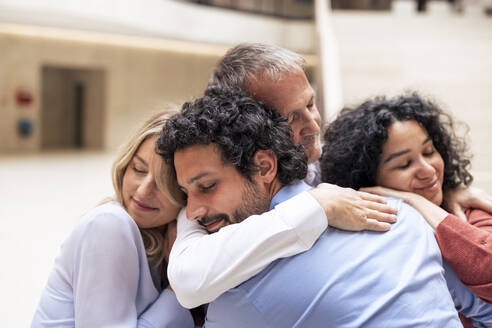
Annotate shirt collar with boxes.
[269,180,312,210]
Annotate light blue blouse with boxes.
[31,201,194,328]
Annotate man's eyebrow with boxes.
[187,172,211,185]
[289,95,315,115]
[383,149,411,164]
[134,154,147,166]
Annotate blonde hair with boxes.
[111,110,183,271]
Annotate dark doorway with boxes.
[41,66,105,150]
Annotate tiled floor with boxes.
[1,1,491,327]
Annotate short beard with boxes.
[234,178,271,223]
[198,179,270,233]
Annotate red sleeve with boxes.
[435,209,492,304]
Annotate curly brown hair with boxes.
[320,92,473,192]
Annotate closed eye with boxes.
[132,165,146,174]
[423,149,435,157]
[288,112,300,123]
[396,161,411,170]
[199,182,216,192]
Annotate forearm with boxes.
[403,194,449,230]
[435,211,492,292]
[168,191,326,308]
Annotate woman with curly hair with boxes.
[321,93,492,326]
[31,111,198,327]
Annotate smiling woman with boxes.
[320,92,492,326]
[31,111,196,327]
[376,120,445,206]
[122,135,179,229]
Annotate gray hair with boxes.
[209,43,306,91]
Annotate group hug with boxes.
[31,43,492,327]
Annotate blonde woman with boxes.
[32,111,196,327]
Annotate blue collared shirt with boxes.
[204,181,492,328]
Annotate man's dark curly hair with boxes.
[157,87,308,186]
[320,92,473,193]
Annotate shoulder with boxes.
[467,208,492,219]
[381,196,405,212]
[466,208,492,230]
[75,201,140,241]
[381,197,433,230]
[67,202,146,264]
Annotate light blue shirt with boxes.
[31,201,193,328]
[204,181,492,328]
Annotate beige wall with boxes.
[332,10,492,193]
[0,25,226,152]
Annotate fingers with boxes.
[362,200,398,215]
[469,188,492,213]
[365,208,397,223]
[360,186,406,200]
[449,204,467,221]
[359,187,380,193]
[357,190,387,204]
[363,219,392,232]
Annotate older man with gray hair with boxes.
[209,43,322,184]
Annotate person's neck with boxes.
[267,179,283,201]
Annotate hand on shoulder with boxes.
[308,183,398,232]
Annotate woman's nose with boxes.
[136,176,155,197]
[416,159,435,179]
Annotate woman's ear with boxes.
[253,150,277,184]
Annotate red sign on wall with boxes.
[16,89,34,107]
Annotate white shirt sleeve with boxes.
[168,191,327,309]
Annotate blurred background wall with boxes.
[0,0,316,153]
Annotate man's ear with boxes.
[253,150,277,184]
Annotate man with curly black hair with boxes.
[158,87,492,328]
[159,86,308,232]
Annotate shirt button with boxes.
[481,240,487,246]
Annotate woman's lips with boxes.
[132,198,157,211]
[417,180,439,193]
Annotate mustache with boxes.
[198,213,231,229]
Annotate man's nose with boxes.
[186,196,207,221]
[301,108,321,135]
